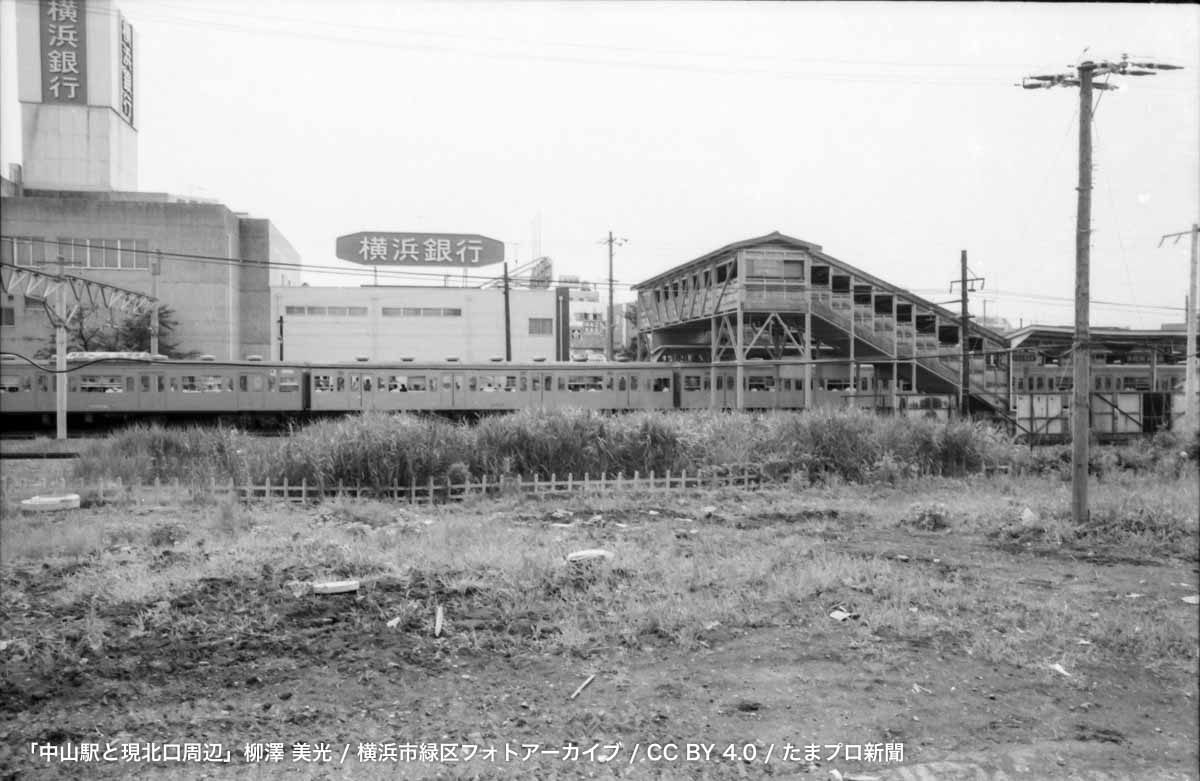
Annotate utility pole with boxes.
[949,250,984,419]
[277,315,284,361]
[1160,224,1199,441]
[600,232,627,361]
[502,261,512,362]
[150,249,161,355]
[1020,54,1181,525]
[55,254,67,441]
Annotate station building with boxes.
[632,231,1192,435]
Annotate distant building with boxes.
[271,285,567,363]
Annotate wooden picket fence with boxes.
[4,465,773,508]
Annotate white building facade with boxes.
[271,286,566,363]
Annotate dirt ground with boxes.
[1,489,1197,781]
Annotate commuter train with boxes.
[0,352,954,431]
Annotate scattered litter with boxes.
[434,606,445,637]
[286,580,309,598]
[1020,507,1040,526]
[845,774,882,781]
[551,509,573,520]
[911,683,931,694]
[567,549,614,563]
[1076,639,1093,646]
[613,522,628,529]
[587,514,603,524]
[1049,663,1072,678]
[1182,595,1199,605]
[701,505,717,518]
[647,510,659,516]
[20,493,81,512]
[703,621,721,631]
[569,674,596,700]
[386,617,402,629]
[1126,593,1144,599]
[675,517,696,524]
[549,523,574,529]
[312,580,358,595]
[894,554,910,562]
[828,607,859,622]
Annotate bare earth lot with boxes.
[1,473,1197,780]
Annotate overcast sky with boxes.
[118,1,1198,328]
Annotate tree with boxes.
[35,305,198,359]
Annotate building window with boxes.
[1,308,13,326]
[528,318,553,336]
[347,306,367,316]
[285,306,305,315]
[306,306,327,316]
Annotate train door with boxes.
[238,373,266,410]
[450,373,466,410]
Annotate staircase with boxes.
[812,293,1011,415]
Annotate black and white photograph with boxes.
[1,1,1198,778]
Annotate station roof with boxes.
[1008,325,1188,351]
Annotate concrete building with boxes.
[271,285,566,363]
[0,0,300,362]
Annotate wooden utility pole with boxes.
[607,231,614,361]
[1071,62,1095,525]
[150,249,161,355]
[949,250,984,419]
[960,250,971,418]
[1160,223,1200,440]
[1019,54,1181,525]
[502,261,512,362]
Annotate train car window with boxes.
[532,375,541,391]
[703,376,711,391]
[683,375,701,392]
[350,375,361,393]
[202,375,231,392]
[652,376,671,392]
[1034,377,1044,391]
[556,376,565,391]
[468,376,478,391]
[505,376,518,392]
[617,376,626,392]
[362,376,372,392]
[454,375,463,391]
[1094,377,1103,391]
[1057,379,1072,391]
[406,376,424,392]
[20,376,31,391]
[520,375,528,392]
[748,376,776,392]
[125,377,134,392]
[266,371,276,392]
[782,379,791,391]
[442,375,452,392]
[0,376,18,392]
[1016,377,1024,391]
[179,376,197,393]
[336,375,345,392]
[715,376,722,391]
[239,375,248,392]
[37,375,48,392]
[314,375,333,392]
[279,370,300,392]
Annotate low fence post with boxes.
[282,477,289,503]
[481,473,488,499]
[301,478,308,503]
[427,476,434,506]
[410,476,416,505]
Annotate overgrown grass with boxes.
[70,407,1189,492]
[2,475,1195,682]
